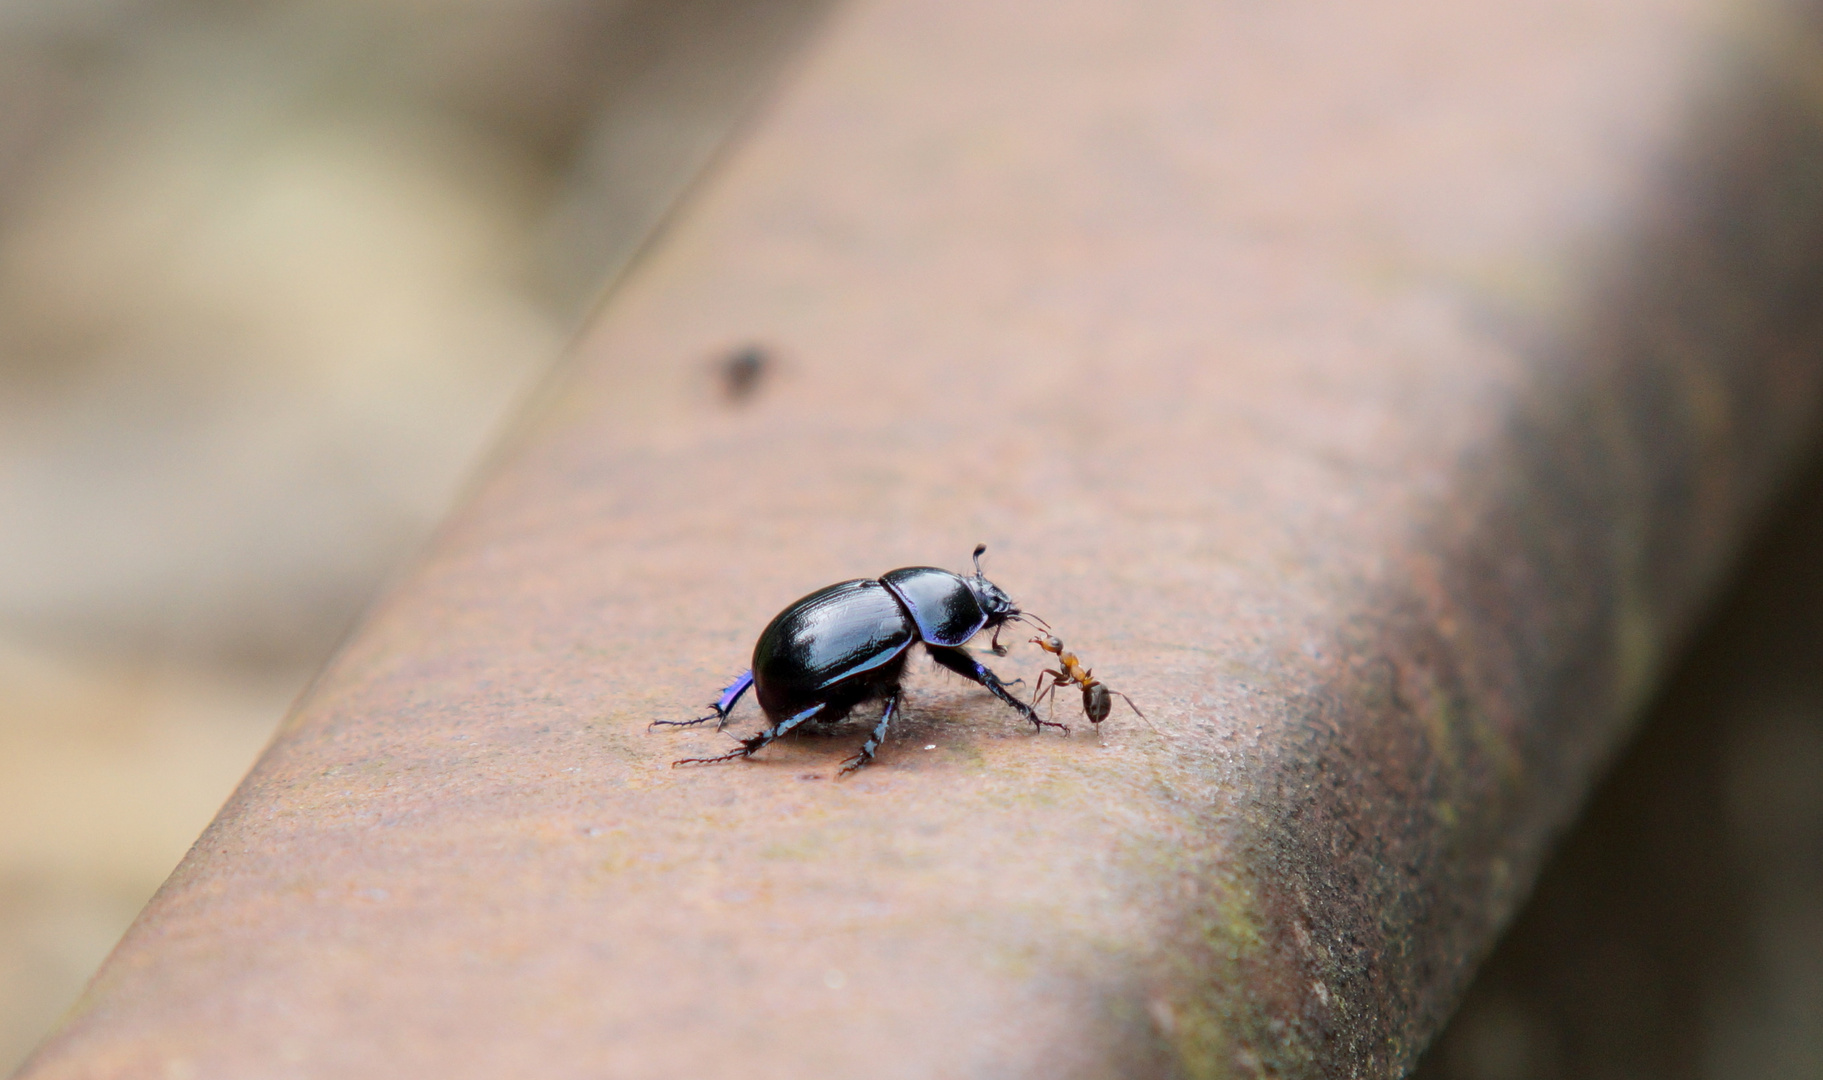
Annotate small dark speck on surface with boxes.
[719,344,769,402]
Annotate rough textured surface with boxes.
[19,0,1823,1076]
[1414,459,1823,1079]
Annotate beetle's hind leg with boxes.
[651,670,754,731]
[672,701,823,767]
[838,691,900,776]
[927,646,1068,735]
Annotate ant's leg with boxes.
[927,647,1068,735]
[1028,670,1064,712]
[1044,674,1067,726]
[672,701,822,767]
[651,670,753,730]
[839,691,900,775]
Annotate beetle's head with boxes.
[966,543,1017,619]
[969,544,1051,654]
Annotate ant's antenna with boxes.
[972,543,987,577]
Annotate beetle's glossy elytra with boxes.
[657,545,1060,774]
[753,579,911,718]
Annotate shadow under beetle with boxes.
[657,545,1059,774]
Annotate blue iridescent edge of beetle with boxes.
[656,545,1062,774]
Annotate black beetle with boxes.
[657,544,1061,774]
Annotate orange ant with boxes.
[1029,635,1152,731]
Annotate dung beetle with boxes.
[658,544,1061,774]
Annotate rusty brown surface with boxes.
[19,0,1823,1077]
[1413,442,1823,1077]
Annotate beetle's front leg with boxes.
[927,647,1068,735]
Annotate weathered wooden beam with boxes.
[19,0,1823,1076]
[1414,456,1823,1077]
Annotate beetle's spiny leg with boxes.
[839,692,899,776]
[649,711,723,731]
[655,670,756,732]
[669,745,755,767]
[711,671,755,726]
[670,702,823,768]
[669,719,761,766]
[927,646,1069,736]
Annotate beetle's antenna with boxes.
[972,542,987,577]
[1009,611,1051,632]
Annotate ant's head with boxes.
[1031,635,1065,656]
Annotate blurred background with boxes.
[1414,458,1823,1080]
[0,0,828,1068]
[0,1,1819,1076]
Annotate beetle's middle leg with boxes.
[839,691,900,776]
[672,701,823,767]
[927,646,1068,735]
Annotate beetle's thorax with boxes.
[880,565,997,648]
